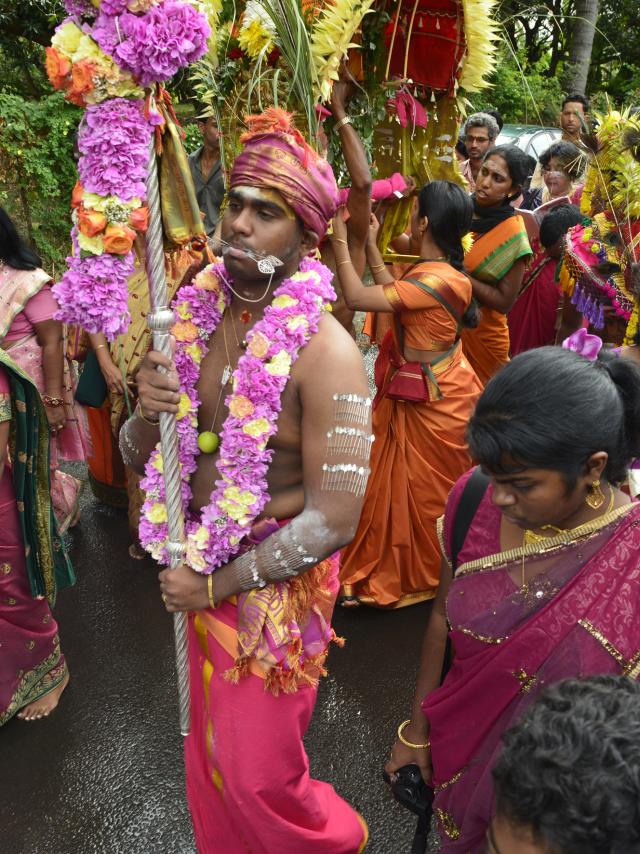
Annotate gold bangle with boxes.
[136,403,160,426]
[371,263,386,272]
[333,238,348,245]
[337,259,352,267]
[207,573,217,609]
[397,719,430,750]
[95,344,107,351]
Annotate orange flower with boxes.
[172,320,198,342]
[77,207,107,238]
[228,395,255,418]
[194,268,220,291]
[129,206,149,233]
[71,180,84,209]
[103,224,136,255]
[248,331,270,358]
[45,47,71,89]
[70,60,95,97]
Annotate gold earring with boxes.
[586,479,605,510]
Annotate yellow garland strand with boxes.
[458,0,499,94]
[309,0,374,102]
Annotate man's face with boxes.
[198,117,220,148]
[560,102,586,138]
[221,186,312,285]
[465,125,494,162]
[487,814,550,854]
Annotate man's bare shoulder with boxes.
[296,312,364,371]
[293,314,367,394]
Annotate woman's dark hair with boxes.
[539,140,586,180]
[539,204,583,249]
[482,144,531,191]
[418,180,479,328]
[493,675,640,854]
[455,138,467,158]
[467,346,640,485]
[0,208,41,270]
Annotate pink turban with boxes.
[230,109,339,240]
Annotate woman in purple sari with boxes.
[385,342,640,851]
[0,348,74,724]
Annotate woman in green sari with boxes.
[0,348,74,724]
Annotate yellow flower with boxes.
[238,19,273,58]
[272,295,299,309]
[265,350,292,377]
[217,293,227,313]
[194,267,220,291]
[287,315,309,332]
[73,33,106,64]
[52,21,83,57]
[228,395,255,418]
[291,270,320,285]
[152,455,164,473]
[185,540,207,572]
[176,301,193,321]
[223,486,258,507]
[217,499,251,523]
[77,231,105,255]
[242,417,270,437]
[193,526,210,548]
[177,393,192,421]
[185,342,203,364]
[147,503,168,524]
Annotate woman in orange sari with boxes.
[331,181,482,608]
[461,146,533,384]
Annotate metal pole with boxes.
[144,139,191,736]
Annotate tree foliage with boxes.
[0,92,80,271]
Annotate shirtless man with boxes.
[119,111,370,852]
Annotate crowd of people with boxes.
[2,81,640,854]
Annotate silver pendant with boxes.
[257,257,276,275]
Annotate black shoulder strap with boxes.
[450,466,490,571]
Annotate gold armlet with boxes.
[207,573,217,609]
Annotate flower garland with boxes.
[139,256,336,573]
[47,0,210,340]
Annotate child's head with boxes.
[539,204,583,258]
[490,675,640,854]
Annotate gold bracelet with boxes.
[95,344,107,351]
[135,403,160,426]
[333,238,348,245]
[397,719,431,750]
[207,573,217,609]
[337,259,352,267]
[371,263,387,272]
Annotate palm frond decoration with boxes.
[309,0,374,102]
[458,0,499,93]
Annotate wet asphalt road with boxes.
[0,467,430,854]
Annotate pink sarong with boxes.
[7,334,89,530]
[422,468,640,851]
[0,433,65,725]
[184,547,367,853]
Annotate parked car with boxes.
[496,124,562,159]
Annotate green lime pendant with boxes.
[197,431,220,454]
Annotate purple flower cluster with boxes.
[96,0,210,87]
[139,258,337,570]
[78,98,152,200]
[64,0,97,19]
[53,244,135,339]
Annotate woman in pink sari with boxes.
[385,342,640,851]
[0,208,88,531]
[0,349,75,724]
